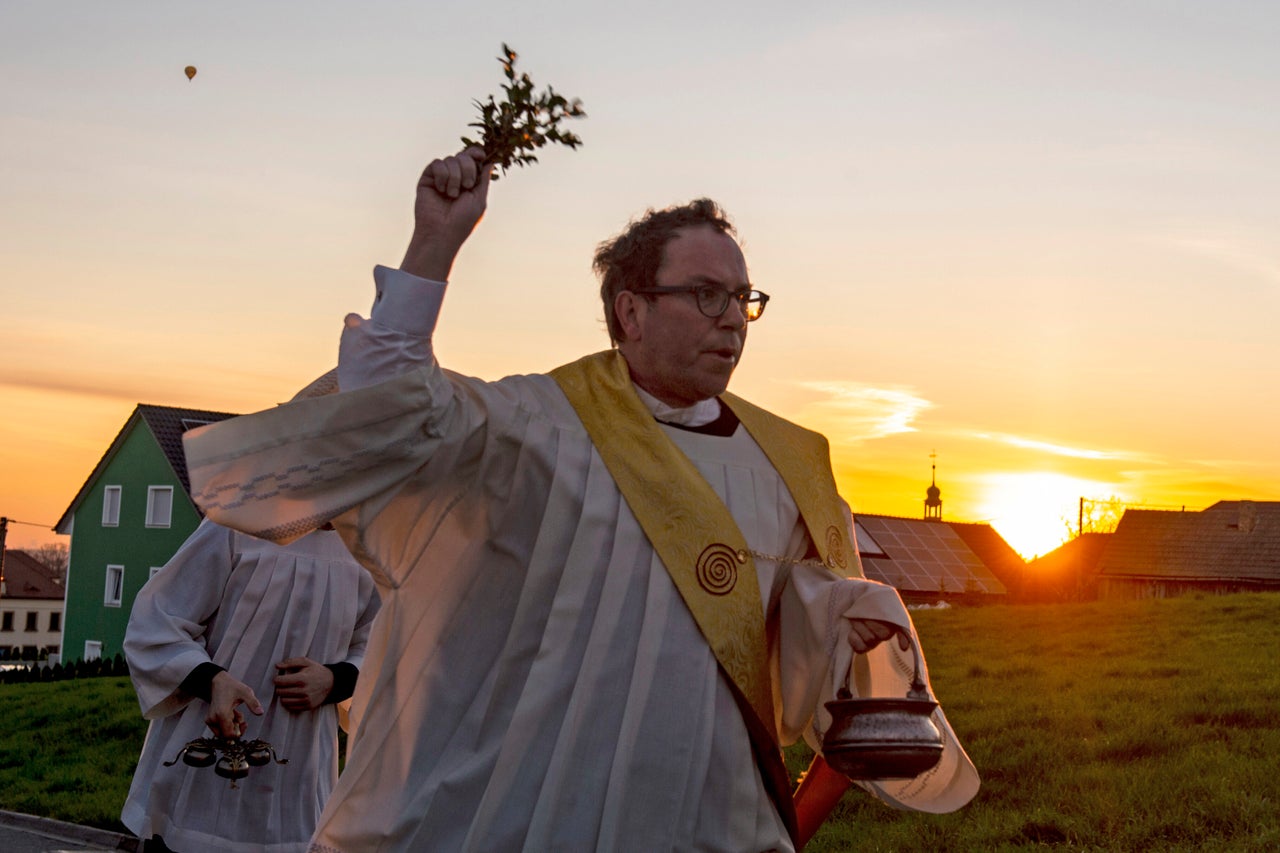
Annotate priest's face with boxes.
[615,224,750,407]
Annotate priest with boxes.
[185,147,978,852]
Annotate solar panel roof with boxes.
[855,515,1007,595]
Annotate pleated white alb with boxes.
[122,521,380,853]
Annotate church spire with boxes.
[924,451,942,521]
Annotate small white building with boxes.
[0,549,65,661]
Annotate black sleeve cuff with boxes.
[324,662,359,705]
[179,662,227,702]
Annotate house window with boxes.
[146,486,174,528]
[102,485,122,526]
[48,612,61,632]
[104,565,124,607]
[24,612,37,632]
[1,611,12,632]
[84,640,102,661]
[149,566,163,580]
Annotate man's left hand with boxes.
[847,619,911,654]
[273,656,334,711]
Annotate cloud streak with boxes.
[1163,235,1280,289]
[965,431,1131,461]
[799,381,933,441]
[0,365,294,409]
[0,372,160,405]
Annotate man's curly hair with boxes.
[593,198,736,345]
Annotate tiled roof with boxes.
[948,520,1027,591]
[0,550,64,600]
[1029,531,1112,579]
[1097,501,1280,581]
[136,405,237,496]
[54,404,237,533]
[854,514,1009,595]
[1019,532,1113,600]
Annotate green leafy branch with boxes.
[461,43,586,179]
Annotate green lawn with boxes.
[4,592,1278,850]
[0,676,144,831]
[798,592,1280,851]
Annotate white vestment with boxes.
[184,267,978,853]
[122,519,381,853]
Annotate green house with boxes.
[54,405,236,663]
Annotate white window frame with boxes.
[145,486,174,528]
[84,640,102,661]
[104,564,124,607]
[149,565,164,580]
[102,485,122,527]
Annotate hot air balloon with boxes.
[185,66,197,81]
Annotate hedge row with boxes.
[0,653,129,684]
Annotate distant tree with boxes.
[28,542,68,581]
[1062,496,1127,539]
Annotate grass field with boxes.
[799,591,1280,851]
[3,593,1277,850]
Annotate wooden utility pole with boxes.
[0,516,8,596]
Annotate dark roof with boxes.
[54,404,238,533]
[0,550,64,600]
[1029,531,1112,579]
[1097,501,1280,582]
[948,520,1028,592]
[854,514,1010,595]
[137,405,238,495]
[1020,532,1113,601]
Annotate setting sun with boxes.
[975,472,1124,560]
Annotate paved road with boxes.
[0,811,136,853]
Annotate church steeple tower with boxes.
[924,451,942,521]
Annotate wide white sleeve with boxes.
[184,262,473,552]
[768,502,977,814]
[773,514,981,814]
[122,519,237,720]
[337,264,447,392]
[776,566,920,749]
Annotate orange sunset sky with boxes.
[3,2,1278,560]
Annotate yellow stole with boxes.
[550,351,856,812]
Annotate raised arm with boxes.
[184,150,496,546]
[400,146,492,281]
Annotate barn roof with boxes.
[1096,501,1280,582]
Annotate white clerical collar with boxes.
[633,384,722,427]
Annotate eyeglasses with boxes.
[631,284,770,321]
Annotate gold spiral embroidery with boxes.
[825,526,848,569]
[696,544,741,596]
